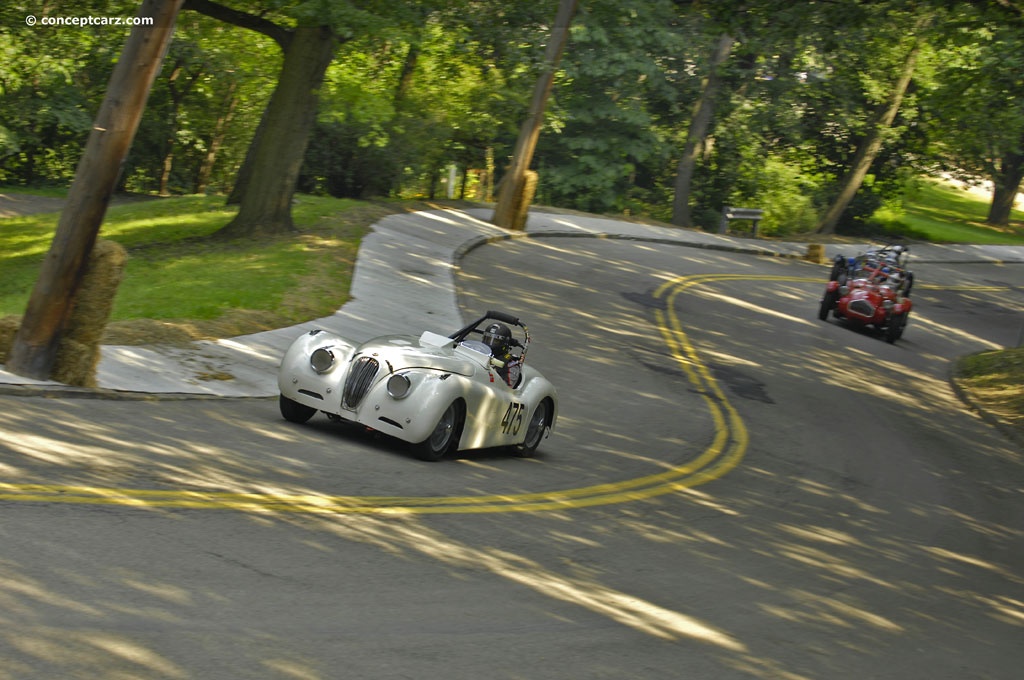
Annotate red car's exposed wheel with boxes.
[818,289,838,321]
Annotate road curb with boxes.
[0,383,274,401]
[452,229,816,264]
[948,358,1024,450]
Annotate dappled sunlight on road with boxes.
[809,345,961,413]
[1,237,1022,678]
[314,515,748,650]
[905,309,1006,350]
[691,285,821,329]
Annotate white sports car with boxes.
[277,311,558,461]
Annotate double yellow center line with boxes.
[12,272,971,515]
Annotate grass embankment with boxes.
[0,191,397,347]
[875,178,1024,245]
[954,347,1024,445]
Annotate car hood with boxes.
[354,334,479,376]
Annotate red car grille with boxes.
[848,299,875,317]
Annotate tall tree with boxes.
[926,6,1024,227]
[492,0,579,230]
[671,32,733,227]
[6,0,183,380]
[532,0,693,216]
[183,0,339,237]
[157,49,204,196]
[816,26,925,234]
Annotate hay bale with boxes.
[511,170,539,231]
[0,315,21,364]
[52,239,128,387]
[805,243,827,265]
[52,338,95,386]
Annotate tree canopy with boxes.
[2,0,1022,235]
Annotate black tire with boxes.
[280,394,316,423]
[513,399,552,458]
[885,311,908,344]
[415,401,462,462]
[828,257,846,282]
[818,289,838,321]
[903,271,914,297]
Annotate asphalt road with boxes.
[1,238,1022,679]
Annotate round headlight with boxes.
[310,347,335,373]
[386,373,411,399]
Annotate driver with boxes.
[482,322,520,387]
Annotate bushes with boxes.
[746,158,820,236]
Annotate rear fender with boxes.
[516,370,559,431]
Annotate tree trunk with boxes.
[217,24,337,237]
[158,60,202,196]
[5,0,182,381]
[387,41,422,196]
[671,33,734,228]
[196,79,237,193]
[226,100,269,205]
[987,148,1024,226]
[492,0,578,230]
[816,42,920,234]
[182,0,293,206]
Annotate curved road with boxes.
[0,236,1021,679]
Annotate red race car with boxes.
[818,243,914,343]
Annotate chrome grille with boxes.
[848,299,875,317]
[343,357,379,408]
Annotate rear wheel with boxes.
[903,271,914,297]
[415,401,462,461]
[828,257,846,281]
[280,394,316,423]
[513,399,551,458]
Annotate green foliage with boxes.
[3,0,1023,238]
[0,0,124,185]
[922,9,1024,200]
[747,158,820,236]
[534,0,692,214]
[303,2,552,200]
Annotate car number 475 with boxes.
[501,402,526,435]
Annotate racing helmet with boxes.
[482,322,512,354]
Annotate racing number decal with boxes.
[501,402,525,435]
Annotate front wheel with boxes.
[280,394,316,423]
[818,289,838,321]
[513,399,552,458]
[885,311,909,344]
[414,401,462,462]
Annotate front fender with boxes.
[277,329,357,408]
[895,298,912,315]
